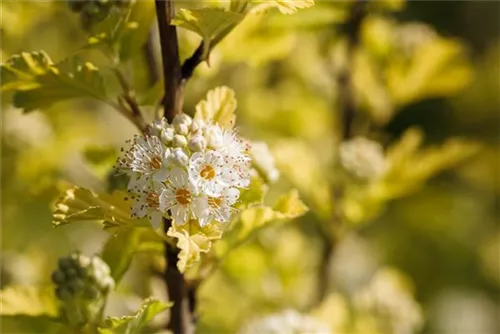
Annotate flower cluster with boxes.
[117,113,251,229]
[52,252,114,327]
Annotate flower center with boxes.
[175,188,192,205]
[200,164,216,180]
[208,197,222,208]
[149,156,162,170]
[146,192,159,209]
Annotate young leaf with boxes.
[172,8,243,59]
[253,0,315,15]
[0,285,58,317]
[167,221,223,273]
[1,52,108,112]
[52,186,135,232]
[194,86,237,128]
[98,298,171,334]
[101,229,142,284]
[237,189,308,241]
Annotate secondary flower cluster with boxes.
[117,114,251,228]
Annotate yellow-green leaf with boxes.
[98,298,171,334]
[52,186,135,232]
[238,189,308,241]
[172,8,243,58]
[1,52,108,112]
[194,86,237,128]
[167,221,223,273]
[254,0,315,15]
[0,285,58,317]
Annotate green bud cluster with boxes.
[52,252,115,328]
[67,0,130,30]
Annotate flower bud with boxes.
[190,119,203,133]
[173,135,187,148]
[188,136,206,152]
[170,148,189,166]
[52,252,115,328]
[174,123,189,136]
[173,113,192,127]
[161,127,175,144]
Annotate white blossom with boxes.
[130,182,166,229]
[160,167,208,225]
[117,113,252,228]
[339,137,386,180]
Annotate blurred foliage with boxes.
[1,0,499,333]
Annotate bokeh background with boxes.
[1,1,499,333]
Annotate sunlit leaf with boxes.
[1,52,108,112]
[238,189,308,241]
[253,0,315,15]
[0,285,58,317]
[172,8,243,59]
[167,220,223,273]
[98,298,171,334]
[52,186,135,232]
[194,86,237,128]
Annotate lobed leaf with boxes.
[252,0,315,15]
[167,221,223,273]
[194,86,237,128]
[172,8,243,59]
[98,298,171,334]
[1,51,107,112]
[52,186,136,232]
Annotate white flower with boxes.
[339,137,386,180]
[130,182,166,229]
[160,168,209,225]
[189,150,228,196]
[205,187,239,225]
[118,135,171,184]
[250,141,280,183]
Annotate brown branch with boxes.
[316,0,367,305]
[155,1,193,333]
[156,0,182,123]
[142,29,161,86]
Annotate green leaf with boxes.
[194,86,237,128]
[52,186,136,232]
[101,229,142,284]
[253,0,315,15]
[167,221,223,273]
[1,315,63,334]
[172,8,243,59]
[237,173,268,207]
[1,52,108,112]
[98,298,171,334]
[237,189,308,241]
[0,285,58,317]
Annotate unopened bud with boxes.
[188,136,206,152]
[173,135,187,148]
[174,123,189,136]
[190,119,203,133]
[161,127,175,144]
[171,148,189,166]
[173,113,192,127]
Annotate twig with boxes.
[155,1,193,333]
[143,29,161,86]
[316,0,367,305]
[156,0,182,123]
